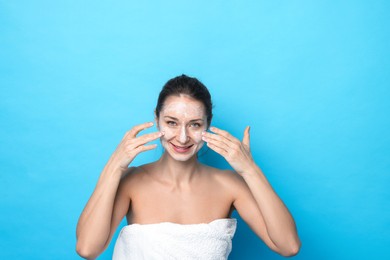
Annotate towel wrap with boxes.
[112,218,237,260]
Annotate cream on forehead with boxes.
[161,97,205,120]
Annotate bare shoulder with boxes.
[118,162,155,188]
[201,164,247,190]
[201,165,254,212]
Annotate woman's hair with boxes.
[155,74,213,127]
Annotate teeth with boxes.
[172,143,192,149]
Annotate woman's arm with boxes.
[75,122,163,259]
[238,166,300,256]
[202,126,301,256]
[75,164,128,259]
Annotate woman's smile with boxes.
[170,142,194,153]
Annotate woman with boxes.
[76,75,301,259]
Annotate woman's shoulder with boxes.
[201,164,245,187]
[201,165,250,202]
[119,162,155,184]
[201,164,232,175]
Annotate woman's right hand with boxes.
[109,121,163,172]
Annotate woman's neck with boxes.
[156,152,201,186]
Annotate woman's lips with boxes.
[170,142,194,153]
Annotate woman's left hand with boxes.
[202,126,257,176]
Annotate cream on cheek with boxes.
[159,124,175,142]
[192,129,205,153]
[191,127,205,144]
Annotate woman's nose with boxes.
[178,126,189,144]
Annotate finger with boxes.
[133,144,158,155]
[209,126,239,144]
[203,131,235,148]
[203,135,231,152]
[242,126,250,148]
[135,131,164,145]
[206,142,228,157]
[128,122,154,137]
[129,131,163,150]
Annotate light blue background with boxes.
[1,1,389,259]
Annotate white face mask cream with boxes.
[156,95,207,161]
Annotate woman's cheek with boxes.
[191,130,204,143]
[194,131,205,152]
[159,125,175,140]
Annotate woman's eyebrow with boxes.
[164,116,178,120]
[164,116,204,122]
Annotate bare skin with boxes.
[76,95,301,259]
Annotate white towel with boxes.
[112,218,237,260]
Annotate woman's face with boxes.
[157,94,207,162]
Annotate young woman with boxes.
[76,75,301,259]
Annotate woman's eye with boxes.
[191,123,201,128]
[167,121,177,126]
